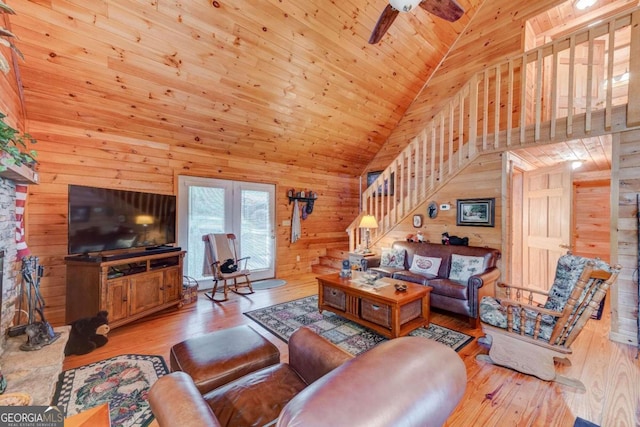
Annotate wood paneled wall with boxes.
[573,171,611,262]
[25,121,359,327]
[611,129,640,345]
[373,152,503,295]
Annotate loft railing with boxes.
[348,8,640,252]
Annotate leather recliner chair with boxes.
[149,329,467,427]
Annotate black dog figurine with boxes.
[442,232,469,246]
[220,258,238,273]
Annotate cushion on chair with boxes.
[478,254,586,342]
[479,296,555,342]
[479,255,615,343]
[203,364,307,427]
[543,254,611,312]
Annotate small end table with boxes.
[348,252,376,271]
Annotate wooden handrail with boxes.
[348,7,640,252]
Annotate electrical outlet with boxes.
[296,255,301,262]
[282,219,291,226]
[440,204,451,210]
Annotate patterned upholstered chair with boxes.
[477,253,620,391]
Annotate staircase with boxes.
[312,247,350,275]
[347,8,640,251]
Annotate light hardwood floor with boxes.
[62,273,640,426]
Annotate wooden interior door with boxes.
[522,163,573,293]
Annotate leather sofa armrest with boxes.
[149,372,221,427]
[288,327,353,385]
[277,337,466,427]
[467,266,501,318]
[362,256,381,269]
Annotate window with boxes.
[178,176,275,288]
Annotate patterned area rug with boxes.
[52,354,168,427]
[244,295,473,355]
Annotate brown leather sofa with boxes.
[149,328,467,427]
[366,241,501,327]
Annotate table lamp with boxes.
[358,215,378,253]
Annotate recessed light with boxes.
[575,0,597,11]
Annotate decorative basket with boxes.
[0,392,33,406]
[182,276,199,304]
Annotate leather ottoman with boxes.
[169,325,280,394]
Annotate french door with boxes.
[178,176,276,288]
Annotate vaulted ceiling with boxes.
[5,0,630,175]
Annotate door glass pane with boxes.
[240,189,272,271]
[187,186,225,280]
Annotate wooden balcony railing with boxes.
[348,8,640,252]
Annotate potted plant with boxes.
[0,112,36,172]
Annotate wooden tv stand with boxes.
[65,250,186,328]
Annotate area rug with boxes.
[244,295,473,355]
[52,354,168,427]
[252,279,287,290]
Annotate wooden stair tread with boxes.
[312,264,339,275]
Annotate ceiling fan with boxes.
[369,0,465,44]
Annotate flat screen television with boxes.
[68,185,177,255]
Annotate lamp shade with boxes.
[390,0,422,12]
[358,215,379,229]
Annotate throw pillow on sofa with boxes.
[449,254,485,282]
[380,248,406,268]
[409,255,442,276]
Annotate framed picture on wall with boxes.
[456,198,495,227]
[366,170,395,196]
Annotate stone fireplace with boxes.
[0,177,19,354]
[0,176,69,405]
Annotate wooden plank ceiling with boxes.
[6,0,629,175]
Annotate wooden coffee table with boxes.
[317,273,432,339]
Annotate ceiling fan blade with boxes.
[419,0,464,22]
[368,4,400,44]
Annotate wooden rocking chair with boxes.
[202,233,254,302]
[477,253,620,391]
